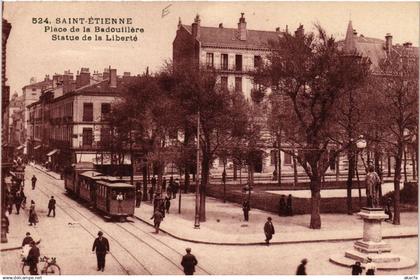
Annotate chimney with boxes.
[123,72,131,77]
[178,17,182,30]
[385,33,393,55]
[109,69,117,88]
[219,23,223,28]
[353,29,357,36]
[103,68,110,80]
[44,75,50,81]
[238,13,247,41]
[191,14,201,39]
[275,27,280,32]
[76,67,90,88]
[62,72,74,94]
[295,24,304,37]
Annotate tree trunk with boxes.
[346,149,355,215]
[233,162,237,181]
[403,148,408,182]
[309,176,322,229]
[387,155,392,177]
[393,143,403,225]
[184,170,190,193]
[142,164,148,201]
[412,149,417,181]
[293,154,298,186]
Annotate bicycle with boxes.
[22,255,61,275]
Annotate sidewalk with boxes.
[29,162,62,180]
[133,194,418,245]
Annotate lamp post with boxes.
[194,112,200,229]
[355,135,367,208]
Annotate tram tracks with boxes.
[30,167,211,275]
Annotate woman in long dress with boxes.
[28,200,38,226]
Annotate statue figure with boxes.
[365,165,381,208]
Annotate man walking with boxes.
[242,200,250,221]
[150,209,164,234]
[14,191,23,215]
[31,175,37,190]
[181,248,198,275]
[263,217,275,245]
[47,196,56,217]
[92,231,110,272]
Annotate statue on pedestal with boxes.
[365,165,381,208]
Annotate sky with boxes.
[3,1,419,95]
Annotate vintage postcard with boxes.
[1,1,418,277]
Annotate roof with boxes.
[181,25,282,50]
[340,21,418,69]
[79,171,104,179]
[95,180,134,188]
[22,79,53,90]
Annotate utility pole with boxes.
[194,112,200,229]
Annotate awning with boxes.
[47,149,59,156]
[34,145,42,150]
[16,145,25,150]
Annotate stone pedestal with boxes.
[330,208,416,270]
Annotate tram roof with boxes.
[79,171,104,179]
[95,180,134,188]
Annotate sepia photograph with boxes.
[1,1,419,276]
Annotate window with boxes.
[206,53,214,68]
[100,127,111,146]
[221,54,228,70]
[284,152,292,165]
[221,77,228,91]
[101,103,111,120]
[235,55,242,71]
[82,128,93,147]
[235,77,242,92]
[83,103,93,122]
[254,55,262,68]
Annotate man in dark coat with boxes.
[31,175,37,190]
[47,196,56,217]
[136,187,142,208]
[27,241,40,275]
[351,261,362,275]
[151,176,157,191]
[296,258,308,275]
[162,177,167,192]
[286,194,293,216]
[264,217,275,245]
[22,232,34,247]
[278,195,286,216]
[92,231,110,272]
[14,191,23,214]
[242,200,250,221]
[181,248,198,275]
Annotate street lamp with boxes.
[355,135,367,208]
[194,112,200,229]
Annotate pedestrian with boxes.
[151,176,157,191]
[263,217,275,245]
[92,231,110,272]
[116,192,124,212]
[296,258,308,275]
[286,194,293,216]
[365,258,376,275]
[14,191,23,215]
[150,209,164,234]
[149,187,154,203]
[278,195,286,216]
[31,175,37,190]
[384,197,393,222]
[47,196,56,217]
[242,199,250,221]
[172,178,179,199]
[28,200,38,226]
[181,248,198,275]
[162,177,167,192]
[22,232,34,247]
[6,192,14,215]
[136,185,142,208]
[164,195,171,214]
[351,261,362,275]
[27,241,40,275]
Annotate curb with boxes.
[133,215,418,246]
[32,164,62,181]
[0,245,22,252]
